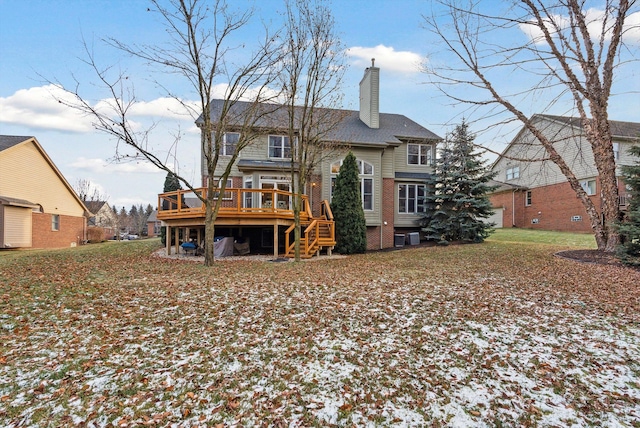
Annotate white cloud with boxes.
[70,157,162,174]
[346,45,422,74]
[519,8,640,45]
[0,85,94,132]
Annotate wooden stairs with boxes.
[284,201,335,258]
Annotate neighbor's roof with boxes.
[0,135,90,215]
[537,115,640,139]
[198,99,441,147]
[0,135,34,152]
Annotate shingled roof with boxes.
[537,114,640,139]
[198,99,441,148]
[0,135,33,152]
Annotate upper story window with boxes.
[506,166,520,181]
[407,143,433,166]
[330,159,374,211]
[581,179,596,196]
[269,135,291,159]
[221,132,239,156]
[613,142,619,160]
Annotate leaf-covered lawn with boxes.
[1,239,639,427]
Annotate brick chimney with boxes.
[359,58,380,129]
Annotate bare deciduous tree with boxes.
[55,0,282,265]
[422,0,638,251]
[281,0,348,260]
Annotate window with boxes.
[243,176,253,208]
[525,190,532,206]
[52,214,60,231]
[580,179,596,196]
[407,144,432,166]
[269,135,291,159]
[212,177,233,200]
[506,166,520,181]
[613,142,619,160]
[220,132,239,156]
[330,159,374,211]
[399,184,426,214]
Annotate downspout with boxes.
[380,148,385,249]
[512,189,516,227]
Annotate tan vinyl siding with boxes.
[1,206,32,248]
[0,141,85,217]
[492,118,601,188]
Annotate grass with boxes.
[487,228,597,249]
[0,232,638,426]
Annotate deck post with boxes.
[166,225,171,255]
[273,223,278,258]
[174,227,179,256]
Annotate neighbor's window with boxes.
[613,142,619,160]
[269,135,291,159]
[581,179,596,196]
[525,190,532,206]
[506,166,520,180]
[52,214,60,231]
[220,132,239,156]
[399,184,426,214]
[407,144,433,166]
[330,158,374,211]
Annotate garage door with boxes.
[485,207,504,228]
[1,205,32,248]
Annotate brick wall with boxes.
[490,181,604,233]
[32,212,86,248]
[365,178,396,250]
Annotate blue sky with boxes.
[1,0,639,208]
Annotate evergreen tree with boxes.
[421,120,497,245]
[161,172,183,245]
[331,152,367,254]
[616,145,640,266]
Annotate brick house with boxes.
[488,115,640,232]
[0,136,89,249]
[159,65,442,255]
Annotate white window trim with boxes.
[506,166,520,181]
[330,159,374,211]
[268,135,293,159]
[580,179,596,196]
[407,143,433,166]
[525,190,532,206]
[221,132,239,156]
[398,184,426,214]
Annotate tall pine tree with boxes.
[421,120,497,245]
[331,152,367,254]
[616,145,640,266]
[161,172,183,245]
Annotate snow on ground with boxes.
[1,245,639,426]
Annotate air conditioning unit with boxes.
[394,234,405,247]
[406,232,420,245]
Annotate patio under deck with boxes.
[157,187,335,258]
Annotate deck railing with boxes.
[157,187,311,220]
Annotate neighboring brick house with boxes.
[85,201,118,241]
[146,209,161,237]
[0,136,89,249]
[489,115,640,232]
[188,65,442,251]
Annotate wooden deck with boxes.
[157,187,335,258]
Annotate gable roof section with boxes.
[199,99,441,148]
[0,135,90,216]
[492,114,640,169]
[537,114,640,140]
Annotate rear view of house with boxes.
[0,136,88,249]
